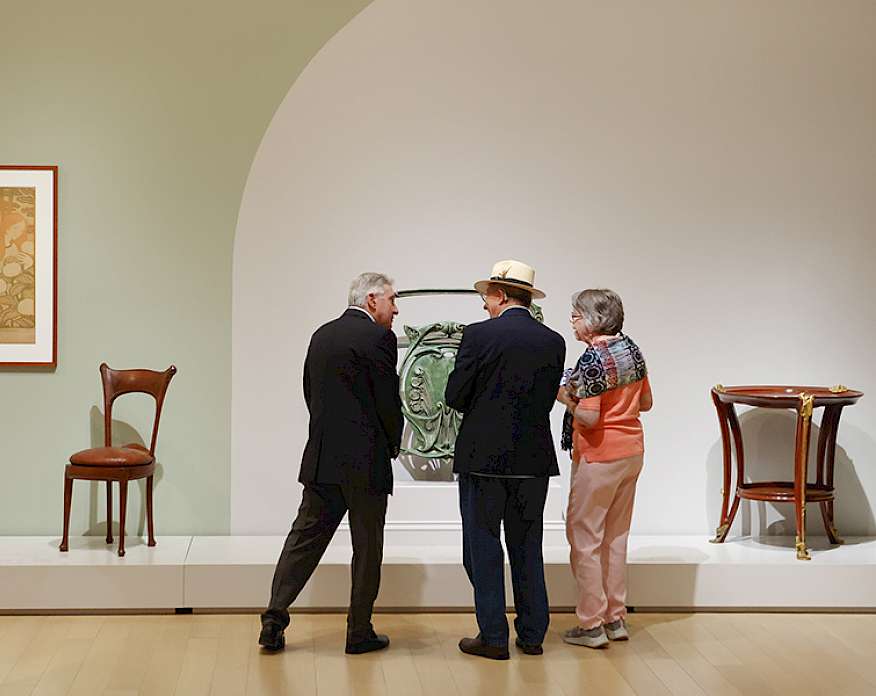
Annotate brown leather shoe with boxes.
[345,633,390,655]
[258,623,285,652]
[458,636,510,660]
[515,637,543,655]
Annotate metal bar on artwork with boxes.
[395,289,479,347]
[397,288,479,298]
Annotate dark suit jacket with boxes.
[298,308,403,494]
[445,306,566,477]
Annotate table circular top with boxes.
[711,384,863,408]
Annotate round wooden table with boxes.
[709,385,863,560]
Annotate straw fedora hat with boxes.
[474,259,545,300]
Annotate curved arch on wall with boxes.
[232,0,876,534]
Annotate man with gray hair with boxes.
[260,272,403,654]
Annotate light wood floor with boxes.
[1,611,875,695]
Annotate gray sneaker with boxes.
[563,625,609,648]
[604,619,629,641]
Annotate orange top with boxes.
[572,375,650,463]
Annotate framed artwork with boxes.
[0,165,57,367]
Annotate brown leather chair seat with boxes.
[69,446,154,467]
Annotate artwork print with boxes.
[0,166,57,367]
[0,187,37,344]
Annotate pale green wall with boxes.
[0,1,371,535]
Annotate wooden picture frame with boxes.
[0,165,58,367]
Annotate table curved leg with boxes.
[819,501,843,544]
[815,406,835,485]
[711,395,742,543]
[794,394,814,560]
[725,405,745,533]
[820,406,845,545]
[715,496,741,544]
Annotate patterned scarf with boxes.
[561,334,647,451]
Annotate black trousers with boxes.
[458,474,550,647]
[262,483,387,642]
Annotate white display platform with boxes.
[2,535,875,612]
[0,536,190,610]
[627,536,876,609]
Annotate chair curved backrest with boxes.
[99,363,177,456]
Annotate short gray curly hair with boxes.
[348,272,394,307]
[572,288,624,335]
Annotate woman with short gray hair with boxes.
[557,288,652,649]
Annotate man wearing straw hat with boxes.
[445,260,566,660]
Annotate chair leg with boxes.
[106,481,113,544]
[118,478,128,558]
[60,475,73,552]
[146,475,156,547]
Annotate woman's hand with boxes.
[556,386,579,412]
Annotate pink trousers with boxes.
[565,454,644,629]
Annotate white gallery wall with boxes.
[232,0,876,537]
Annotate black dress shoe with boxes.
[458,636,510,660]
[345,633,390,654]
[258,623,285,652]
[515,637,543,655]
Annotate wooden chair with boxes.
[60,363,177,557]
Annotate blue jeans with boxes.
[458,473,550,647]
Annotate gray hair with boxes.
[572,288,624,335]
[348,272,394,307]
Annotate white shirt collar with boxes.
[347,305,376,322]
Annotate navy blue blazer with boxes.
[445,307,566,477]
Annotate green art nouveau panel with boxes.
[395,289,542,481]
